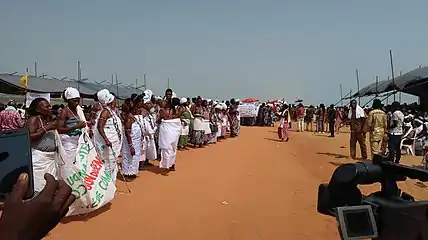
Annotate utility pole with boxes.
[167,77,170,89]
[143,73,147,90]
[340,84,343,106]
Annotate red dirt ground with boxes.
[47,126,428,239]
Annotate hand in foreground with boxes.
[0,173,76,240]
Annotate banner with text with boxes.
[25,93,50,107]
[61,132,116,216]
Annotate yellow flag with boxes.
[19,72,28,88]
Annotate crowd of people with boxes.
[255,99,428,163]
[0,87,243,189]
[2,91,428,238]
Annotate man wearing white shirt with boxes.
[388,101,405,163]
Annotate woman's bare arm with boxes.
[27,117,45,142]
[97,109,111,143]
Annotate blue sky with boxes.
[1,1,426,104]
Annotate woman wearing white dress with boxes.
[58,87,87,165]
[93,89,123,185]
[142,89,158,162]
[120,99,141,179]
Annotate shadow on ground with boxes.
[264,137,283,142]
[316,152,348,159]
[62,203,112,223]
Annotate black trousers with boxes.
[388,134,402,163]
[329,121,335,137]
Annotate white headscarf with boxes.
[143,89,153,103]
[180,97,187,104]
[97,89,115,106]
[64,87,80,100]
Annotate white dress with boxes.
[93,107,123,184]
[143,113,158,160]
[134,114,147,162]
[121,119,142,176]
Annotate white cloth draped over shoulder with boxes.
[158,118,181,169]
[348,105,365,119]
[93,107,123,184]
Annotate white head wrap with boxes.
[64,87,80,100]
[143,89,153,103]
[172,92,177,98]
[180,97,187,104]
[97,89,115,106]
[215,104,222,109]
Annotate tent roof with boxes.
[350,66,428,99]
[0,74,144,99]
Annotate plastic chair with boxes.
[400,126,415,156]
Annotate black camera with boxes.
[317,154,428,240]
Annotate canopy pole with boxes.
[386,76,390,105]
[34,61,37,77]
[143,73,147,90]
[389,50,396,102]
[356,69,360,105]
[77,61,81,92]
[398,71,402,103]
[340,84,343,107]
[375,76,379,97]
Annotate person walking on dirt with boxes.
[366,99,387,158]
[348,100,368,160]
[276,103,290,142]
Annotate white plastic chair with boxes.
[400,125,416,156]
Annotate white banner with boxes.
[238,103,260,118]
[25,93,50,107]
